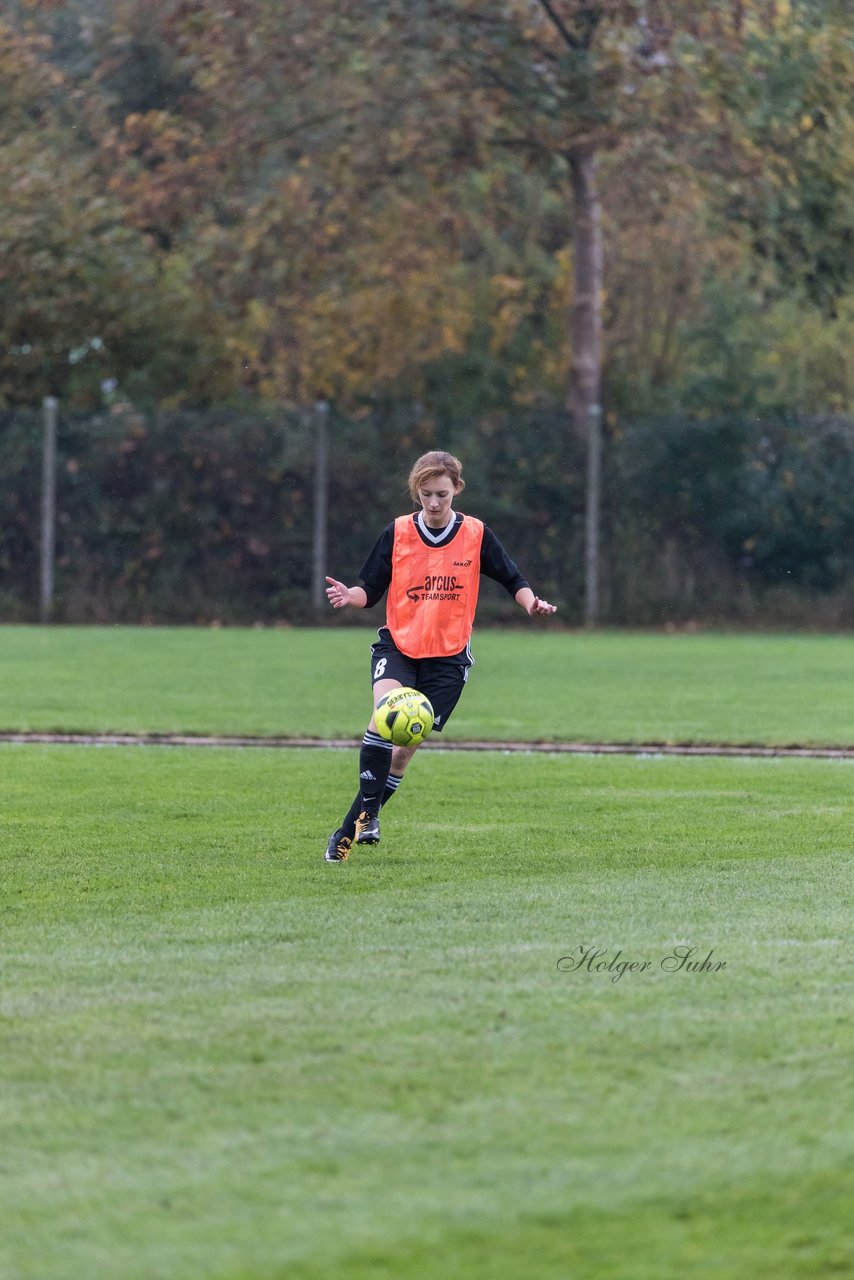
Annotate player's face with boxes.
[418,474,459,528]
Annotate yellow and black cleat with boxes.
[324,831,352,863]
[355,811,380,845]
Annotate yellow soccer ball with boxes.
[374,687,435,747]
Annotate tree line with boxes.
[2,2,853,623]
[3,1,852,416]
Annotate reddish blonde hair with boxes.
[407,451,465,504]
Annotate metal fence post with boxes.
[311,400,329,615]
[40,396,59,623]
[584,402,602,628]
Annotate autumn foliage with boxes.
[2,1,851,416]
[2,3,854,622]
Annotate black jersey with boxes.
[357,512,529,663]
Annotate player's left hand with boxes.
[529,596,557,616]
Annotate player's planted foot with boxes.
[324,830,352,863]
[355,811,380,845]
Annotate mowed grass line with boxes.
[2,744,853,1280]
[1,624,853,745]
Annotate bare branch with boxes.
[535,0,581,51]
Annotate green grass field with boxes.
[1,624,852,744]
[2,627,853,1278]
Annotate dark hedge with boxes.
[2,405,853,626]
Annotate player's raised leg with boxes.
[325,741,418,862]
[354,677,403,845]
[324,678,402,861]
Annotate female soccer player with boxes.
[323,449,557,862]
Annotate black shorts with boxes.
[369,629,472,734]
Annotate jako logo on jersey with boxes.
[406,575,464,603]
[453,560,472,567]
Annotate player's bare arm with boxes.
[325,576,367,609]
[515,587,557,617]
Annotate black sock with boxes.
[357,730,393,813]
[382,772,404,808]
[341,771,404,840]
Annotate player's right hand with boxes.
[325,576,351,609]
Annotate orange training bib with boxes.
[385,515,484,659]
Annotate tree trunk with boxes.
[568,148,604,627]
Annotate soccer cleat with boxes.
[324,830,352,863]
[355,810,380,845]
